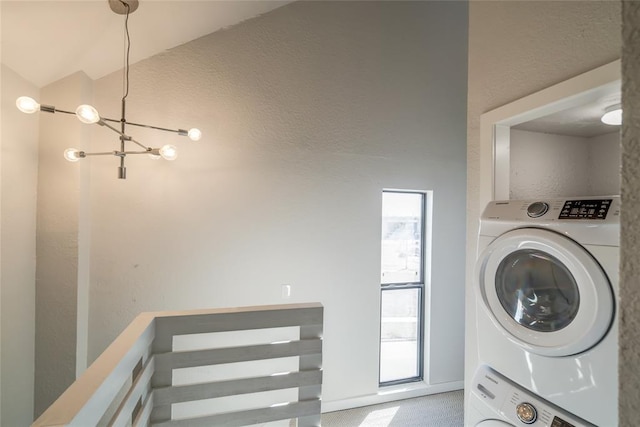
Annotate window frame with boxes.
[378,190,426,387]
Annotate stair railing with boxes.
[32,303,323,427]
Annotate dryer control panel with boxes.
[471,365,596,427]
[558,199,612,220]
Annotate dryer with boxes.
[466,197,619,427]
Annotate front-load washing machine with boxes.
[466,197,619,427]
[467,365,595,427]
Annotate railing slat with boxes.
[155,338,322,371]
[111,357,155,427]
[154,305,323,337]
[154,369,322,406]
[152,399,321,427]
[133,392,154,427]
[298,324,323,426]
[150,325,173,423]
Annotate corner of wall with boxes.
[1,63,39,426]
[34,71,94,416]
[619,1,640,423]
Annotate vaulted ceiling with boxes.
[2,1,620,136]
[1,0,290,88]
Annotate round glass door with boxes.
[476,228,614,357]
[495,249,580,333]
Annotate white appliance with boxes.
[466,197,619,427]
[467,365,595,427]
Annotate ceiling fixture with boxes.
[601,104,622,126]
[15,0,201,179]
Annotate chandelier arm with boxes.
[38,107,76,116]
[81,149,153,157]
[54,108,75,115]
[101,116,186,135]
[99,118,127,136]
[81,151,119,157]
[121,149,155,155]
[128,138,149,150]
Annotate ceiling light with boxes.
[15,0,201,179]
[75,105,101,124]
[188,128,202,141]
[64,148,83,163]
[16,96,40,114]
[159,145,178,161]
[601,105,622,126]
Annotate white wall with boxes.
[510,129,620,199]
[620,1,640,423]
[588,132,620,196]
[0,64,39,426]
[34,0,468,411]
[510,130,591,198]
[466,0,620,418]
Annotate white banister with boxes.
[32,303,323,427]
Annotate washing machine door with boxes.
[475,421,515,427]
[477,228,614,356]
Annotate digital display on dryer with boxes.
[558,199,612,220]
[551,416,576,427]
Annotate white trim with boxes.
[493,125,511,200]
[479,59,620,205]
[423,190,434,384]
[321,380,463,413]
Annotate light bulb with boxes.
[601,108,622,126]
[159,144,178,161]
[16,96,40,114]
[75,104,100,124]
[64,148,82,162]
[188,128,202,141]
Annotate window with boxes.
[379,191,425,385]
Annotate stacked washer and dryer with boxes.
[466,197,619,427]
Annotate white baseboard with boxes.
[321,380,464,413]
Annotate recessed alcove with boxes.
[479,60,621,204]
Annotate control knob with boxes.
[516,402,537,424]
[527,201,549,218]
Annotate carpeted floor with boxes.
[321,390,464,426]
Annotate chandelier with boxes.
[15,0,201,179]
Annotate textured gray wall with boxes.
[620,1,640,424]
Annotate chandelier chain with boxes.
[120,0,131,101]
